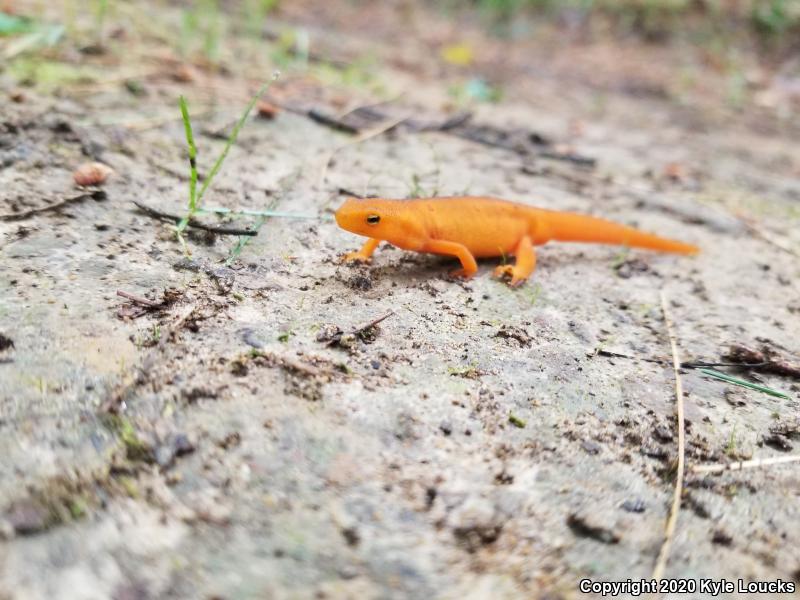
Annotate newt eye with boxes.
[366,214,380,225]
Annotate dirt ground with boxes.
[1,1,800,599]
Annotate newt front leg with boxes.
[342,238,381,263]
[423,239,478,279]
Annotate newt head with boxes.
[335,197,389,236]
[335,198,424,248]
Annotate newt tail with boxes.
[335,196,699,286]
[531,208,699,255]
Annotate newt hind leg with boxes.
[493,235,536,287]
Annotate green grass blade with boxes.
[700,368,789,399]
[225,215,266,266]
[225,199,280,266]
[178,95,198,215]
[196,80,272,205]
[224,167,297,265]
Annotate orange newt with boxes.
[335,196,699,286]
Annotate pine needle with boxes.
[195,206,318,219]
[699,368,789,399]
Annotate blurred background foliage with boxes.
[3,0,798,58]
[450,0,800,51]
[1,0,797,114]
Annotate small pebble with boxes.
[256,100,279,119]
[581,440,601,455]
[621,498,646,513]
[6,501,49,535]
[74,162,113,186]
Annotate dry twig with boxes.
[595,348,779,372]
[116,290,163,308]
[692,455,800,474]
[317,311,395,348]
[352,311,395,335]
[737,213,799,258]
[0,191,105,221]
[132,200,257,236]
[724,343,800,380]
[652,291,686,582]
